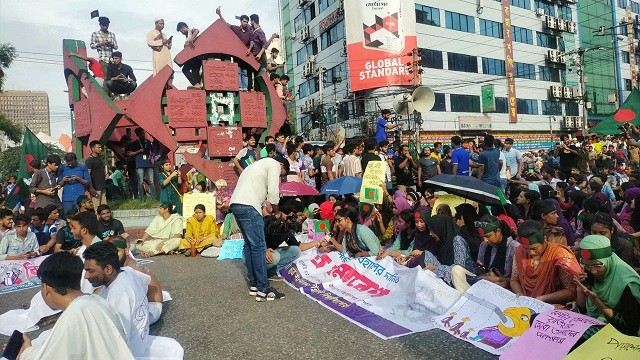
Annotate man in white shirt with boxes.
[83,241,150,357]
[16,252,134,360]
[230,156,288,302]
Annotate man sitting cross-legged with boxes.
[14,252,134,360]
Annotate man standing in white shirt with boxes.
[230,156,288,302]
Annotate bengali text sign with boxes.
[165,89,207,128]
[203,60,239,91]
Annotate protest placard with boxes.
[182,192,217,228]
[500,310,604,360]
[564,324,640,360]
[359,161,386,204]
[217,239,244,260]
[432,280,553,355]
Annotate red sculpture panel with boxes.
[239,91,267,128]
[207,126,243,157]
[203,60,239,92]
[165,90,208,128]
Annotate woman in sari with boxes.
[136,203,184,257]
[573,235,640,336]
[377,209,416,262]
[179,204,221,255]
[326,207,380,257]
[416,214,475,290]
[510,220,581,305]
[158,158,183,215]
[381,193,411,243]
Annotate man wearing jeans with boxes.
[126,127,156,199]
[216,7,252,91]
[230,156,287,302]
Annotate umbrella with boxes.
[424,174,510,205]
[320,176,362,195]
[280,182,319,196]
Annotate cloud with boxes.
[0,0,280,139]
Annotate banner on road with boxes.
[0,256,49,295]
[281,252,460,339]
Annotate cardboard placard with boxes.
[165,89,207,128]
[360,161,387,204]
[206,126,242,157]
[203,60,239,91]
[239,91,267,128]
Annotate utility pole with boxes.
[568,46,604,137]
[318,67,326,139]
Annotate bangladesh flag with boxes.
[194,172,206,184]
[314,220,330,233]
[363,187,379,202]
[359,202,374,217]
[5,128,50,208]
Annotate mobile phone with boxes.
[2,330,24,360]
[169,35,174,41]
[489,267,504,278]
[174,165,179,171]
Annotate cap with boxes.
[308,203,320,213]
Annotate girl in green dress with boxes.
[158,158,183,215]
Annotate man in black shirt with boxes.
[394,145,417,191]
[105,51,137,96]
[553,134,579,181]
[96,204,128,241]
[361,138,381,174]
[85,140,107,206]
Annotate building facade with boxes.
[0,90,51,135]
[281,0,584,148]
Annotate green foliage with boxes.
[0,114,23,143]
[109,197,160,210]
[0,43,17,91]
[0,146,21,180]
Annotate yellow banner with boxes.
[360,161,387,204]
[182,192,217,228]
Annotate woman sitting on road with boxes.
[136,203,184,257]
[516,190,540,220]
[474,215,520,290]
[414,214,475,291]
[510,220,581,306]
[404,211,436,268]
[528,199,568,246]
[377,209,416,263]
[326,207,380,258]
[179,204,221,255]
[582,213,636,269]
[454,203,482,261]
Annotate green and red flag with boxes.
[90,10,100,19]
[363,187,379,202]
[194,172,206,184]
[359,202,374,217]
[6,128,50,208]
[314,220,330,233]
[591,88,640,135]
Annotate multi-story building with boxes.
[0,90,51,135]
[578,0,640,120]
[281,0,583,148]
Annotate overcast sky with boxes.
[0,0,280,139]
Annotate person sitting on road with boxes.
[473,215,520,291]
[179,204,221,255]
[76,195,95,213]
[0,214,39,260]
[377,209,416,263]
[325,207,381,258]
[53,210,83,254]
[136,203,183,257]
[96,204,128,242]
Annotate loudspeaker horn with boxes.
[412,86,435,114]
[392,93,414,115]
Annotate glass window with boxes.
[447,52,478,73]
[542,100,562,115]
[495,97,508,114]
[625,78,633,91]
[534,0,555,16]
[511,0,531,9]
[536,32,558,49]
[482,57,506,76]
[512,26,533,44]
[566,102,579,116]
[622,51,631,64]
[296,41,318,66]
[633,1,640,14]
[618,0,628,8]
[620,22,629,36]
[420,48,444,69]
[451,94,481,112]
[318,0,336,13]
[432,93,446,112]
[558,6,572,21]
[539,66,560,82]
[294,4,317,32]
[514,62,536,80]
[416,4,440,26]
[517,99,538,115]
[320,20,345,50]
[445,11,475,33]
[479,19,503,39]
[326,62,346,83]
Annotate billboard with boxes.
[344,0,417,92]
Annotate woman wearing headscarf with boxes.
[381,193,411,243]
[574,235,640,336]
[475,215,520,289]
[510,220,582,305]
[406,190,430,213]
[416,214,475,290]
[378,209,415,262]
[454,203,482,261]
[583,213,636,268]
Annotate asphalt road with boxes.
[0,255,497,360]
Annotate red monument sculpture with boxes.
[63,19,286,188]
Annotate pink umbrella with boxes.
[280,182,319,196]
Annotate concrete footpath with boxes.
[0,255,497,360]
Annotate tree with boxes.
[0,114,22,143]
[0,43,17,91]
[0,146,21,180]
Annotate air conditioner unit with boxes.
[300,103,308,113]
[563,116,575,129]
[559,53,566,64]
[567,22,577,34]
[574,87,583,99]
[300,25,310,42]
[574,117,584,129]
[563,86,573,99]
[557,20,567,32]
[303,62,315,77]
[550,85,563,98]
[536,8,545,17]
[547,50,559,63]
[545,16,557,30]
[307,55,316,64]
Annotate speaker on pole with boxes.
[411,86,436,114]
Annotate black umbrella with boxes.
[424,174,510,205]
